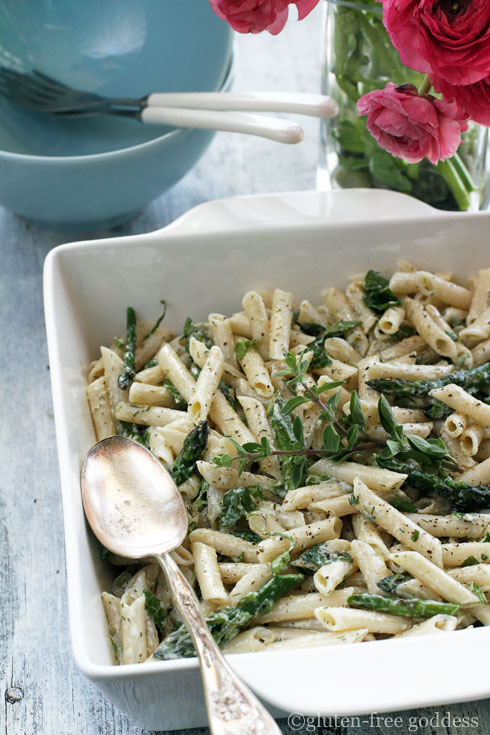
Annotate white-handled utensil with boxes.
[141,106,304,143]
[0,68,338,143]
[145,91,338,118]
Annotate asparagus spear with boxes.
[171,421,209,486]
[154,573,303,659]
[347,593,460,618]
[118,306,137,390]
[376,456,490,512]
[368,362,490,417]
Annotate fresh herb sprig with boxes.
[213,352,455,479]
[376,394,458,472]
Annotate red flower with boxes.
[209,0,319,35]
[432,74,490,126]
[357,82,468,164]
[383,0,490,86]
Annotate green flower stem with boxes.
[437,159,471,211]
[451,152,476,192]
[418,75,432,96]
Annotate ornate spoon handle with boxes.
[157,552,281,735]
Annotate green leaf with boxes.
[308,340,332,370]
[363,270,401,315]
[323,320,362,338]
[387,325,416,342]
[292,459,306,489]
[411,530,420,542]
[181,318,212,352]
[386,438,404,456]
[323,424,340,453]
[293,542,353,571]
[230,529,262,543]
[461,555,480,568]
[337,154,369,171]
[323,389,343,420]
[282,395,310,415]
[219,486,264,527]
[296,321,326,336]
[347,425,360,449]
[269,393,306,490]
[349,390,367,430]
[465,581,487,604]
[260,436,271,454]
[377,572,412,594]
[315,381,345,396]
[368,148,413,193]
[144,590,166,634]
[292,415,305,445]
[378,394,398,435]
[333,120,367,154]
[192,479,209,513]
[236,338,261,362]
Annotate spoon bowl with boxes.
[81,435,186,559]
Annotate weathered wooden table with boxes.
[2,9,489,735]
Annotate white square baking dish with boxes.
[44,189,490,731]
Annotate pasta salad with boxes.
[86,263,490,665]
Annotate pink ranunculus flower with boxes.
[209,0,320,35]
[357,82,468,164]
[383,0,490,87]
[431,74,490,127]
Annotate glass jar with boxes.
[317,0,489,211]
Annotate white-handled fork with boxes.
[0,68,338,144]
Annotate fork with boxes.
[0,68,338,144]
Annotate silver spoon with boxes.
[81,435,280,735]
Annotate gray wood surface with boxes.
[1,8,489,734]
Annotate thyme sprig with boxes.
[213,352,457,478]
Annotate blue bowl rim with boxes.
[0,52,234,164]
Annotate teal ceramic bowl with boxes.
[0,0,232,231]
